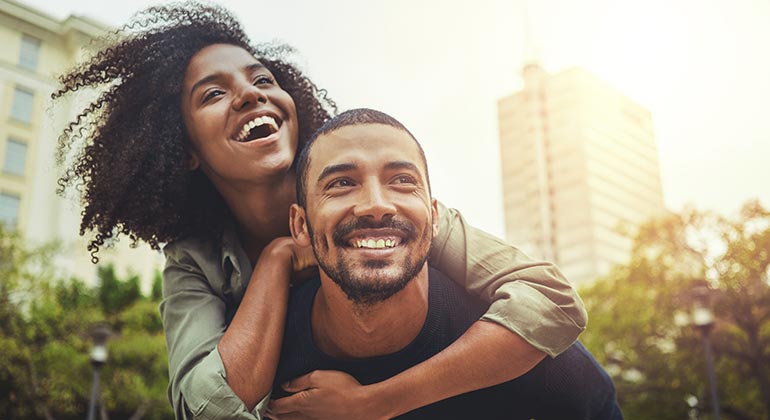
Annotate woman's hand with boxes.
[267,370,391,420]
[263,237,317,283]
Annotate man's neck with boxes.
[311,266,430,359]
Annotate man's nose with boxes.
[231,82,267,111]
[353,182,397,221]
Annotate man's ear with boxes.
[431,198,439,237]
[290,204,311,246]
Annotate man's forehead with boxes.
[309,124,424,174]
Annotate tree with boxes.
[581,200,770,419]
[0,226,78,419]
[98,265,142,315]
[0,226,173,419]
[151,271,163,302]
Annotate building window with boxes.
[3,139,27,176]
[10,87,34,124]
[18,34,42,71]
[0,192,21,229]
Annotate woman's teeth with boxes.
[235,115,279,142]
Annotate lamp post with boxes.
[691,282,720,420]
[87,323,111,420]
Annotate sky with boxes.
[25,0,770,236]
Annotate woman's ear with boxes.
[290,204,311,246]
[188,152,200,170]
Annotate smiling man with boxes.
[271,109,622,419]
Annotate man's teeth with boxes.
[354,238,399,249]
[236,115,279,142]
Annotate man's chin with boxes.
[362,259,390,269]
[336,278,411,308]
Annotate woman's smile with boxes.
[181,43,299,183]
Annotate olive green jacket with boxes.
[160,202,586,419]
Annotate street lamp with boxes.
[87,323,111,420]
[691,281,720,420]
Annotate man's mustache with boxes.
[332,217,417,246]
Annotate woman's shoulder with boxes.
[162,228,250,304]
[161,235,229,297]
[163,234,221,268]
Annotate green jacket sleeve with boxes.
[160,239,269,419]
[429,201,587,357]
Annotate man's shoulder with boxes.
[288,275,321,306]
[275,275,324,398]
[284,274,321,340]
[424,267,486,343]
[427,267,486,318]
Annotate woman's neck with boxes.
[217,172,297,263]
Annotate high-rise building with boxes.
[0,0,164,287]
[498,64,666,285]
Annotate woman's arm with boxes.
[217,239,297,409]
[379,202,586,415]
[429,201,587,355]
[162,237,302,419]
[268,202,586,419]
[270,322,545,419]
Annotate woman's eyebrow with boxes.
[244,63,266,72]
[190,73,221,96]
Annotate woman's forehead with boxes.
[185,44,263,81]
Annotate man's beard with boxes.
[308,215,432,308]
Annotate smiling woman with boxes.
[180,44,299,191]
[52,4,330,256]
[53,2,588,419]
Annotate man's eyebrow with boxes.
[317,163,358,183]
[384,161,420,172]
[189,63,266,96]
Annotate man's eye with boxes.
[328,178,355,189]
[393,175,417,185]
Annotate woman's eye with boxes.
[254,75,274,85]
[202,89,224,103]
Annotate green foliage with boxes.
[0,226,172,419]
[98,265,143,315]
[102,330,170,419]
[581,200,770,420]
[151,270,163,302]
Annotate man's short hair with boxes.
[295,108,430,207]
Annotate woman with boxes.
[53,3,586,419]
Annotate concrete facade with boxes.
[0,0,164,289]
[498,64,666,285]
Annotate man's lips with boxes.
[332,219,416,250]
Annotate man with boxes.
[271,108,622,419]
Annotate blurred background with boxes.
[0,0,768,418]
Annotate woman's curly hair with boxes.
[52,2,336,261]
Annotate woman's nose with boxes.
[231,82,267,111]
